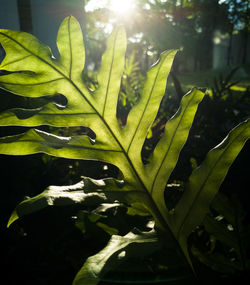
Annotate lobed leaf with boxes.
[1,15,249,282]
[73,228,160,285]
[0,17,180,228]
[7,176,149,228]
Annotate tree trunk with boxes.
[17,0,33,33]
[241,29,248,64]
[241,1,249,65]
[227,27,233,66]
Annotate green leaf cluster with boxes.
[0,16,249,284]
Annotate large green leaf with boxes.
[0,16,249,281]
[0,16,182,227]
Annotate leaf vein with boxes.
[0,54,33,68]
[102,28,117,118]
[68,17,73,79]
[0,77,64,86]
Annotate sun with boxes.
[109,0,134,15]
[85,0,135,17]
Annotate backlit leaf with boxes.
[0,16,249,282]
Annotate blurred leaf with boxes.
[191,246,243,274]
[75,210,119,236]
[192,193,250,273]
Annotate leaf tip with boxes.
[65,15,77,22]
[7,209,19,228]
[60,15,79,29]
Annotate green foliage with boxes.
[0,16,249,283]
[192,193,250,274]
[120,52,142,108]
[212,67,240,99]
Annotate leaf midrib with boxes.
[102,28,117,118]
[0,78,64,86]
[67,17,73,79]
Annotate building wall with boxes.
[0,0,19,30]
[0,0,85,60]
[0,0,20,61]
[30,0,85,57]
